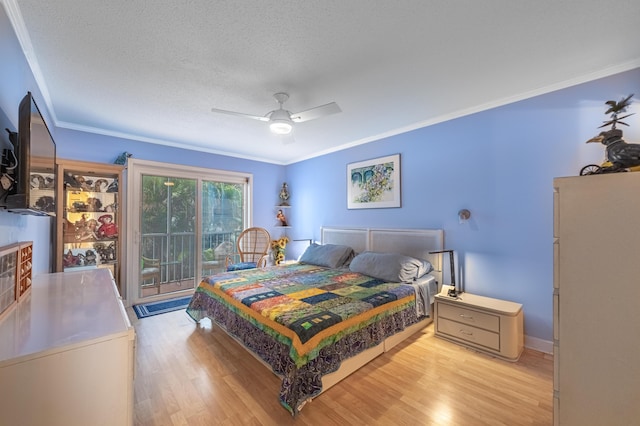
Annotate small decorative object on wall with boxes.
[347,154,401,209]
[271,236,289,265]
[279,182,290,206]
[276,209,288,226]
[580,94,640,175]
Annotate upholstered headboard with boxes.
[320,227,444,284]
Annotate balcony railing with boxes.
[141,231,236,286]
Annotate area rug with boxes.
[133,296,192,319]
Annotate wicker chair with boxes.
[202,241,234,276]
[141,256,161,294]
[225,227,271,271]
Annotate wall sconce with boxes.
[429,249,458,297]
[458,209,471,223]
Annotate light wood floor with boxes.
[129,308,553,425]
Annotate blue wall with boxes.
[286,68,640,342]
[3,4,639,343]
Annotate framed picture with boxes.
[347,154,401,209]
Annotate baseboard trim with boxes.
[525,335,553,354]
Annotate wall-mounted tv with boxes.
[2,92,56,216]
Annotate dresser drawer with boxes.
[437,317,500,351]
[438,302,500,332]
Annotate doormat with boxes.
[133,296,192,319]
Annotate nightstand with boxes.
[434,285,524,361]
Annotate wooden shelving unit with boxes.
[0,241,33,323]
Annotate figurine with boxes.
[73,175,93,191]
[106,178,119,193]
[34,196,55,212]
[63,172,86,189]
[86,197,103,212]
[114,152,132,165]
[104,242,116,261]
[93,243,108,263]
[97,214,118,238]
[93,242,116,263]
[74,214,98,241]
[279,182,290,206]
[586,128,640,172]
[30,174,44,189]
[94,179,110,192]
[83,249,98,266]
[63,249,81,267]
[581,94,639,175]
[276,209,288,226]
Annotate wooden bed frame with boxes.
[229,227,445,411]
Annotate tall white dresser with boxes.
[0,268,135,426]
[553,173,640,425]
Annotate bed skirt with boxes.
[187,290,420,415]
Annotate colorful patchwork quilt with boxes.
[186,262,420,415]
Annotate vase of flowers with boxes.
[271,236,289,265]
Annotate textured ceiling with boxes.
[4,0,640,164]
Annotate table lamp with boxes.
[429,249,457,297]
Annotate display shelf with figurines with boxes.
[55,159,124,294]
[275,182,291,229]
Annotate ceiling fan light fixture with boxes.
[270,119,293,135]
[269,108,293,134]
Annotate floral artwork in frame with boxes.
[347,154,401,209]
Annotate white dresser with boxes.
[554,174,640,425]
[435,286,523,361]
[0,268,135,426]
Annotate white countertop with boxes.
[0,268,132,364]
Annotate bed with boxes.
[186,227,444,415]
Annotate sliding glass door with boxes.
[200,180,244,278]
[139,175,197,298]
[127,159,251,303]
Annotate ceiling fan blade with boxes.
[290,102,341,123]
[210,107,270,122]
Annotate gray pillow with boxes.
[299,243,355,269]
[349,251,433,283]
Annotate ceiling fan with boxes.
[211,92,341,136]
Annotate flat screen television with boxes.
[3,92,57,216]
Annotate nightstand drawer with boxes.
[437,317,500,351]
[438,302,500,332]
